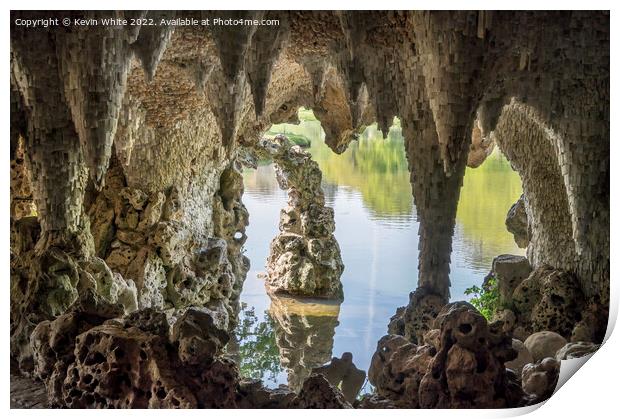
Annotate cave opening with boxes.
[230,107,526,392]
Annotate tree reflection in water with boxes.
[230,302,284,385]
[229,297,341,392]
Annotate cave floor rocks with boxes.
[10,374,47,409]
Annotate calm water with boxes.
[231,114,524,392]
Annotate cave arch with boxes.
[493,99,608,303]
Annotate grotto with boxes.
[9,10,609,409]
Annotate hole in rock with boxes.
[85,352,106,366]
[459,323,473,334]
[156,388,166,400]
[229,107,525,394]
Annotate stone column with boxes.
[262,135,345,299]
[403,116,469,302]
[11,26,91,255]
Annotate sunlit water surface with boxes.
[230,115,524,392]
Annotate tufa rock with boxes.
[418,302,527,408]
[263,135,344,299]
[485,254,532,306]
[555,342,600,360]
[311,352,366,403]
[505,339,534,378]
[505,195,530,248]
[521,357,560,401]
[368,334,435,408]
[524,331,567,362]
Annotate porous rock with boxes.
[60,320,239,408]
[512,265,585,338]
[521,357,560,401]
[368,334,435,408]
[555,342,600,360]
[292,374,352,408]
[505,339,534,378]
[262,135,344,299]
[486,254,532,305]
[524,331,567,362]
[506,195,530,248]
[171,307,230,365]
[418,302,527,408]
[312,352,366,403]
[403,286,446,344]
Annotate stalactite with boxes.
[56,11,137,188]
[245,11,290,117]
[403,102,469,301]
[410,11,485,174]
[132,11,176,81]
[11,22,91,253]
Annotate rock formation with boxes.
[293,374,352,408]
[466,120,495,168]
[485,254,532,306]
[31,308,239,408]
[555,342,600,360]
[505,339,534,378]
[417,303,527,408]
[312,352,366,403]
[400,286,446,344]
[258,135,344,299]
[236,374,351,409]
[10,137,36,220]
[371,302,531,408]
[506,195,530,248]
[512,266,589,339]
[368,334,435,408]
[524,331,567,362]
[521,358,560,402]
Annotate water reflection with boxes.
[236,109,524,389]
[453,152,524,273]
[229,303,284,384]
[268,294,341,392]
[307,124,414,222]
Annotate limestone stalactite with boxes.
[57,13,137,188]
[403,111,469,302]
[11,24,91,254]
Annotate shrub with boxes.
[464,276,500,320]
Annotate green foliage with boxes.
[297,107,317,121]
[464,276,500,320]
[233,303,283,383]
[261,117,414,217]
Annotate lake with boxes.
[229,113,524,393]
